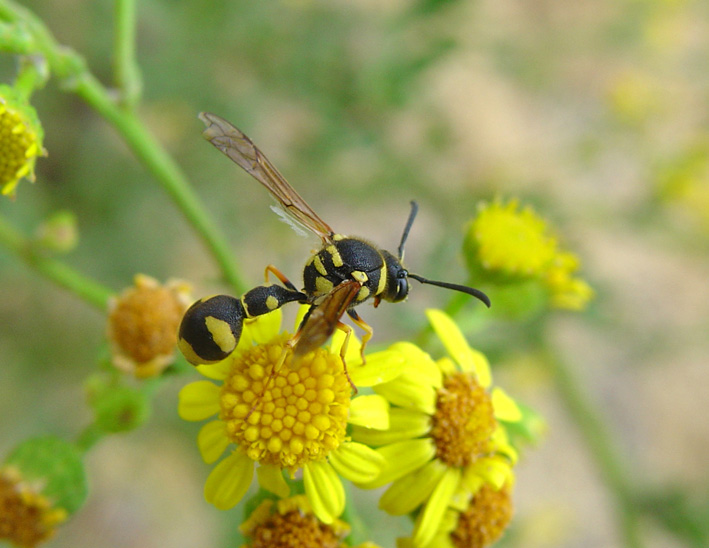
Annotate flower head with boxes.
[1,437,87,548]
[0,468,67,548]
[0,86,45,198]
[352,310,521,548]
[107,274,192,378]
[399,482,514,548]
[178,307,401,524]
[465,199,593,311]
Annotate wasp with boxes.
[178,113,490,380]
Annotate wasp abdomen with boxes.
[303,237,386,304]
[178,295,246,366]
[241,284,306,317]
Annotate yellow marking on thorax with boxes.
[313,255,328,277]
[205,316,237,353]
[376,264,387,295]
[351,270,368,284]
[327,245,344,268]
[265,295,279,310]
[357,286,370,301]
[315,276,334,296]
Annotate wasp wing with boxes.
[293,280,361,358]
[199,112,334,243]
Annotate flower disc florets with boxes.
[0,87,44,197]
[450,483,513,548]
[107,274,192,378]
[0,467,67,548]
[220,332,352,470]
[241,495,350,548]
[431,372,497,469]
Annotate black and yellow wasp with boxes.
[178,112,490,376]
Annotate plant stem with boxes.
[542,340,645,548]
[113,0,141,107]
[0,215,113,310]
[0,0,249,294]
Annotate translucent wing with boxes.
[294,280,361,357]
[199,112,334,242]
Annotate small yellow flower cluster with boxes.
[0,87,44,198]
[465,199,593,311]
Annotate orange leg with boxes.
[264,264,298,291]
[346,309,373,366]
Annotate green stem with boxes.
[73,75,248,293]
[113,0,141,107]
[0,215,113,310]
[542,340,645,548]
[74,423,105,453]
[0,0,249,294]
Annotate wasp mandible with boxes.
[178,113,490,377]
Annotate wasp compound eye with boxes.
[178,295,245,365]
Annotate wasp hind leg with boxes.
[264,264,299,292]
[346,309,373,367]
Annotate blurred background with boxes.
[1,0,709,547]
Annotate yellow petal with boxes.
[357,438,436,489]
[379,458,447,515]
[303,460,345,524]
[349,349,405,387]
[426,309,474,371]
[246,308,282,344]
[390,342,442,388]
[256,464,290,498]
[204,451,254,510]
[178,381,221,421]
[469,347,491,388]
[348,394,390,430]
[351,407,430,446]
[469,456,514,490]
[491,387,522,422]
[196,360,230,381]
[328,441,385,484]
[374,373,437,415]
[198,420,230,463]
[413,467,461,548]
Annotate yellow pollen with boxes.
[219,333,352,470]
[430,372,497,468]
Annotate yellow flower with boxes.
[352,310,521,548]
[178,307,401,524]
[240,494,350,548]
[398,482,514,548]
[1,436,87,548]
[107,274,192,378]
[0,86,45,198]
[465,199,593,311]
[466,199,557,278]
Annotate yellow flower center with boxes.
[0,468,67,548]
[430,372,497,468]
[470,200,557,276]
[220,333,351,470]
[242,497,349,548]
[0,99,40,194]
[450,483,513,548]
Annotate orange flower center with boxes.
[451,483,513,548]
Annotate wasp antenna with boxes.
[398,201,419,260]
[408,273,491,308]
